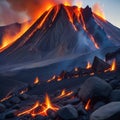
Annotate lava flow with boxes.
[85,99,91,110]
[17,94,59,117]
[110,59,116,71]
[56,89,73,99]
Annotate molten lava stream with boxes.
[56,89,73,99]
[64,6,78,31]
[110,59,116,71]
[17,94,59,117]
[85,99,91,110]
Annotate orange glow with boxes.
[17,101,40,117]
[64,6,78,31]
[0,94,12,102]
[92,3,106,20]
[64,1,71,6]
[110,59,116,71]
[17,94,59,117]
[85,99,91,110]
[20,88,28,95]
[47,75,56,83]
[57,76,63,81]
[38,94,59,116]
[56,89,73,99]
[0,22,32,52]
[75,67,79,72]
[90,72,94,76]
[34,77,40,85]
[86,61,92,69]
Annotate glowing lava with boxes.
[34,77,40,85]
[17,94,59,117]
[56,89,73,99]
[85,99,91,110]
[86,61,92,69]
[110,59,116,71]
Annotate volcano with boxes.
[0,4,120,70]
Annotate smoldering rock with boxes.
[110,89,120,101]
[90,102,120,120]
[57,104,78,120]
[0,103,6,113]
[78,76,112,102]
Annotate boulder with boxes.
[0,103,6,113]
[110,90,120,101]
[78,76,112,102]
[57,104,78,120]
[90,102,120,120]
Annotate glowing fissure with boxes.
[85,99,91,110]
[17,94,59,117]
[64,6,78,31]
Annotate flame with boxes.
[64,1,71,6]
[34,77,40,85]
[86,61,92,69]
[56,89,73,99]
[92,3,106,20]
[17,94,59,117]
[110,59,116,71]
[85,99,91,110]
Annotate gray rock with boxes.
[58,104,78,120]
[76,103,87,115]
[0,103,6,113]
[90,102,120,120]
[78,76,112,102]
[93,101,106,110]
[109,80,119,89]
[10,96,21,104]
[63,98,80,105]
[5,109,17,119]
[19,94,29,100]
[110,90,120,101]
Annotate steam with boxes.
[0,0,82,25]
[92,3,105,19]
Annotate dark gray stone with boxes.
[0,103,6,113]
[57,104,78,120]
[93,102,106,110]
[110,90,120,101]
[5,109,17,119]
[109,80,119,89]
[63,98,80,105]
[19,94,29,100]
[10,96,21,104]
[90,102,120,120]
[78,76,112,102]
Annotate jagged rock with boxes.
[78,76,112,102]
[57,104,78,120]
[110,90,120,101]
[5,109,17,119]
[90,102,120,120]
[0,103,6,113]
[92,56,110,72]
[9,96,21,104]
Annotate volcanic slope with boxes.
[0,4,119,65]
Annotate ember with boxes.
[34,77,40,85]
[85,99,91,110]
